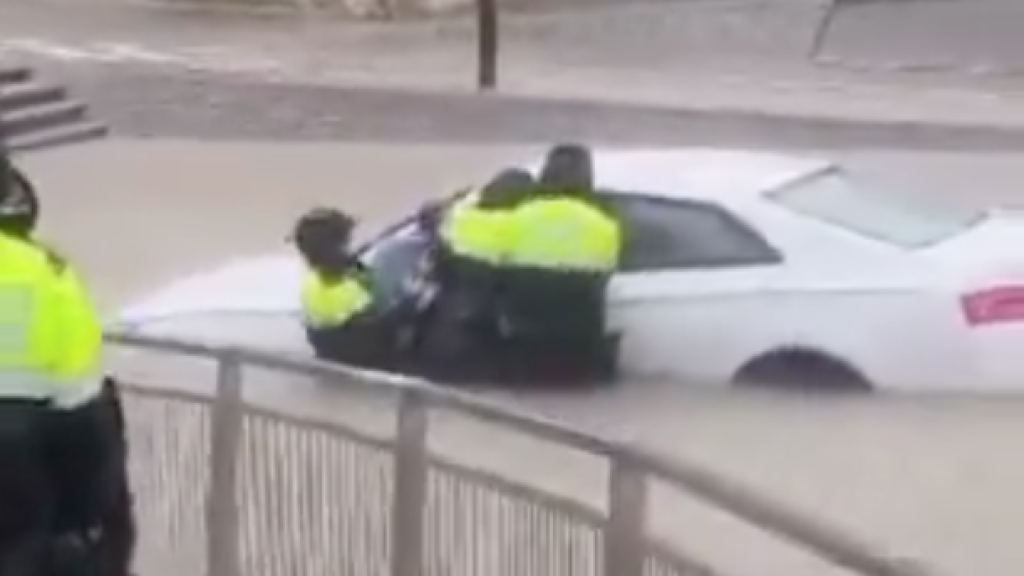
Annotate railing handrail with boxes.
[107,329,940,576]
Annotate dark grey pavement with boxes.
[11,0,1024,76]
[821,0,1024,74]
[8,60,1024,149]
[8,0,1024,147]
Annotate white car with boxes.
[116,149,1024,393]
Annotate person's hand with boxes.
[420,199,442,212]
[416,201,444,230]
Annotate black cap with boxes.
[0,167,36,218]
[0,154,12,198]
[478,168,534,208]
[292,207,356,268]
[539,143,594,191]
[0,160,39,236]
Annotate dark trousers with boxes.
[410,289,501,384]
[408,253,506,384]
[495,268,615,385]
[0,381,133,576]
[45,380,135,576]
[0,400,53,576]
[307,313,402,371]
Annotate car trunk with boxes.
[923,211,1024,386]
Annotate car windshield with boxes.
[358,224,429,305]
[356,188,480,303]
[768,170,985,248]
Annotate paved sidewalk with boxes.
[12,32,1024,131]
[499,62,1024,128]
[276,52,1024,128]
[7,0,1024,130]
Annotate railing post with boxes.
[476,0,499,90]
[391,388,430,576]
[604,454,649,576]
[809,0,840,59]
[205,352,245,576]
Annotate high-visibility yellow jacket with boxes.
[0,234,103,408]
[301,269,373,329]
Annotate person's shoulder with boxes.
[23,240,75,277]
[34,241,66,269]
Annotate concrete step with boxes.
[1,100,88,140]
[6,121,108,153]
[0,82,67,113]
[0,66,107,152]
[0,67,32,87]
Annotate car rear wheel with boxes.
[733,349,872,393]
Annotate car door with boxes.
[603,193,786,382]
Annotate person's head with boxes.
[477,168,535,209]
[538,143,594,195]
[292,207,356,271]
[0,160,39,238]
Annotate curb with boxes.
[439,86,1024,137]
[24,0,377,19]
[21,0,472,20]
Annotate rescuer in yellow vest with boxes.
[410,169,534,383]
[500,144,622,384]
[294,207,395,369]
[0,158,134,576]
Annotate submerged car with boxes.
[116,149,1024,392]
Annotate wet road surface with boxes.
[9,61,1024,148]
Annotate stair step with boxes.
[0,67,32,86]
[6,121,108,153]
[1,100,87,140]
[0,82,67,113]
[0,66,109,152]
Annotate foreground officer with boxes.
[500,144,622,384]
[0,159,134,576]
[294,208,396,369]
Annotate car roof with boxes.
[524,148,833,202]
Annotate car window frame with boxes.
[598,190,783,273]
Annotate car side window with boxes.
[604,193,782,272]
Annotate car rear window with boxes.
[768,170,984,248]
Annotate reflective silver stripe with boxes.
[0,286,34,357]
[0,369,102,408]
[303,314,341,329]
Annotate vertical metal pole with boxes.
[206,353,245,576]
[809,0,841,60]
[476,0,499,90]
[1,67,10,182]
[390,388,430,576]
[604,454,649,576]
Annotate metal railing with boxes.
[107,330,938,576]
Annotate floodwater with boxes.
[25,140,1024,576]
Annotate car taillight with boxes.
[961,286,1024,326]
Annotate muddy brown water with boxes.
[22,141,1024,576]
